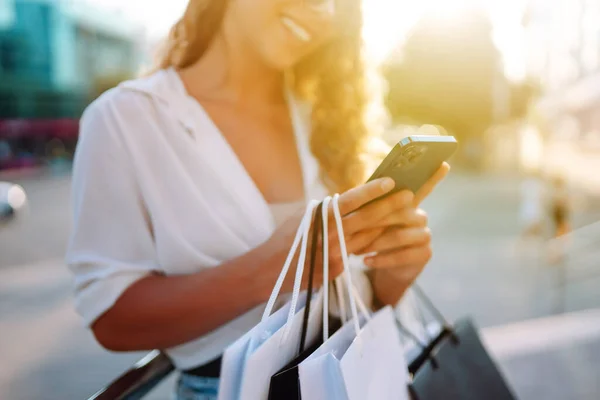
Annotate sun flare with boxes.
[362,0,477,62]
[362,0,527,80]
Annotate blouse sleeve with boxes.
[66,91,159,326]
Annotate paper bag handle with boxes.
[262,200,320,322]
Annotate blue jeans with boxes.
[175,373,220,400]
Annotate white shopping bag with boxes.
[218,292,307,400]
[298,194,411,400]
[218,200,324,400]
[298,310,368,400]
[238,290,323,400]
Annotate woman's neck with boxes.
[182,16,286,107]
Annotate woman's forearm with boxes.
[92,241,287,352]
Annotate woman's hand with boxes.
[355,162,450,267]
[359,207,431,268]
[359,162,450,305]
[275,163,449,291]
[274,162,450,293]
[274,175,407,290]
[337,161,449,258]
[356,204,432,307]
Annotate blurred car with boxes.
[0,118,79,171]
[0,181,27,223]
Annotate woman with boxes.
[66,0,449,398]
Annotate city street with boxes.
[0,174,150,400]
[1,171,599,399]
[2,0,600,398]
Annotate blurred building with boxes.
[0,0,144,170]
[525,0,600,144]
[0,0,144,119]
[521,0,600,192]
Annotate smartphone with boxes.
[367,135,458,194]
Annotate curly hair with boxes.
[154,0,387,193]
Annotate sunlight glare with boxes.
[362,0,527,81]
[363,0,480,63]
[362,0,421,62]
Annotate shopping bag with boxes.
[218,292,308,400]
[267,282,345,400]
[238,292,323,400]
[408,319,517,400]
[298,310,368,400]
[401,286,517,400]
[237,202,326,400]
[298,194,411,400]
[268,196,343,400]
[267,316,344,400]
[218,199,324,400]
[299,306,409,400]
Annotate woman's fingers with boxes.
[370,207,428,230]
[413,162,450,206]
[347,207,429,255]
[341,190,413,234]
[324,227,385,268]
[344,227,386,255]
[358,226,431,255]
[364,243,432,269]
[336,177,395,216]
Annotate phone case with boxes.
[368,135,458,194]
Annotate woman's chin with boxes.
[265,58,300,72]
[261,48,307,72]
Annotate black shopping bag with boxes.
[404,286,517,400]
[408,319,517,400]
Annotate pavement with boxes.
[420,171,600,326]
[1,170,599,399]
[0,174,152,400]
[482,308,600,400]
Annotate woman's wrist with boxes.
[369,268,410,308]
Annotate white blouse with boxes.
[66,68,373,369]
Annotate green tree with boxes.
[384,7,505,141]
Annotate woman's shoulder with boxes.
[83,69,175,122]
[80,69,181,142]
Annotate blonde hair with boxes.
[155,0,386,193]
